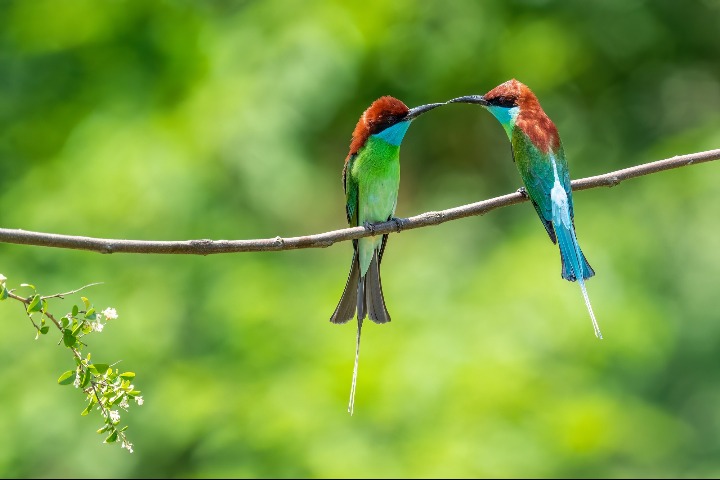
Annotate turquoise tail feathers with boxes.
[551,190,602,339]
[558,229,595,282]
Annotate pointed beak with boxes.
[447,95,489,106]
[405,102,443,120]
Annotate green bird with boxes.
[331,96,442,413]
[450,79,601,339]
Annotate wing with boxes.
[343,154,359,227]
[511,129,557,243]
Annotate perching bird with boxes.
[331,96,442,413]
[449,79,602,339]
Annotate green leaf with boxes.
[26,294,41,313]
[81,401,94,416]
[63,329,76,348]
[71,304,79,317]
[72,323,84,336]
[105,431,118,443]
[0,286,7,301]
[41,299,48,313]
[81,296,91,309]
[90,363,110,375]
[61,316,70,328]
[40,326,50,335]
[20,283,36,290]
[120,426,129,432]
[119,372,136,380]
[81,370,91,388]
[85,307,96,320]
[97,424,111,434]
[58,370,75,385]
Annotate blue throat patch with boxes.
[487,106,519,138]
[372,120,412,146]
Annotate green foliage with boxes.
[1,0,720,477]
[0,275,141,453]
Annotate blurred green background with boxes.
[1,0,720,477]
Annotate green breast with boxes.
[351,137,401,275]
[351,137,401,225]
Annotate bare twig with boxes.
[41,283,104,301]
[0,148,718,255]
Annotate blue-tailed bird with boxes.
[330,96,442,413]
[449,79,602,339]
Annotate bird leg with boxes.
[363,220,376,236]
[390,217,404,233]
[517,186,528,198]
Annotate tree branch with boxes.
[1,148,718,255]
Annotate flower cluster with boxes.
[0,275,143,453]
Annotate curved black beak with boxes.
[447,95,489,106]
[405,102,443,120]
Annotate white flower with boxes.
[73,372,81,388]
[135,396,144,406]
[109,410,121,423]
[121,441,134,453]
[102,308,118,320]
[92,322,104,332]
[0,274,6,284]
[119,396,130,409]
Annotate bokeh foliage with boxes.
[1,0,720,477]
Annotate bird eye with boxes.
[492,95,515,108]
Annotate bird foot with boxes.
[517,186,528,198]
[390,217,404,233]
[363,221,376,236]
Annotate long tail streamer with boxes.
[550,162,602,339]
[348,317,363,415]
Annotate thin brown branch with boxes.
[41,283,104,301]
[8,291,64,330]
[0,148,718,255]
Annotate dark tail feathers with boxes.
[365,251,390,324]
[330,252,360,324]
[330,250,390,324]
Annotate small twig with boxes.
[41,283,104,301]
[43,309,66,331]
[7,291,30,304]
[7,292,40,330]
[0,148,717,255]
[8,291,65,330]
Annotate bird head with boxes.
[448,79,542,139]
[448,79,559,152]
[348,96,442,155]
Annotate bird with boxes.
[449,79,602,339]
[330,96,442,414]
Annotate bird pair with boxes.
[330,79,600,414]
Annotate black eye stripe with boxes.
[371,114,406,134]
[489,96,516,108]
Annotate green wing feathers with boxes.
[344,154,359,227]
[512,130,562,243]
